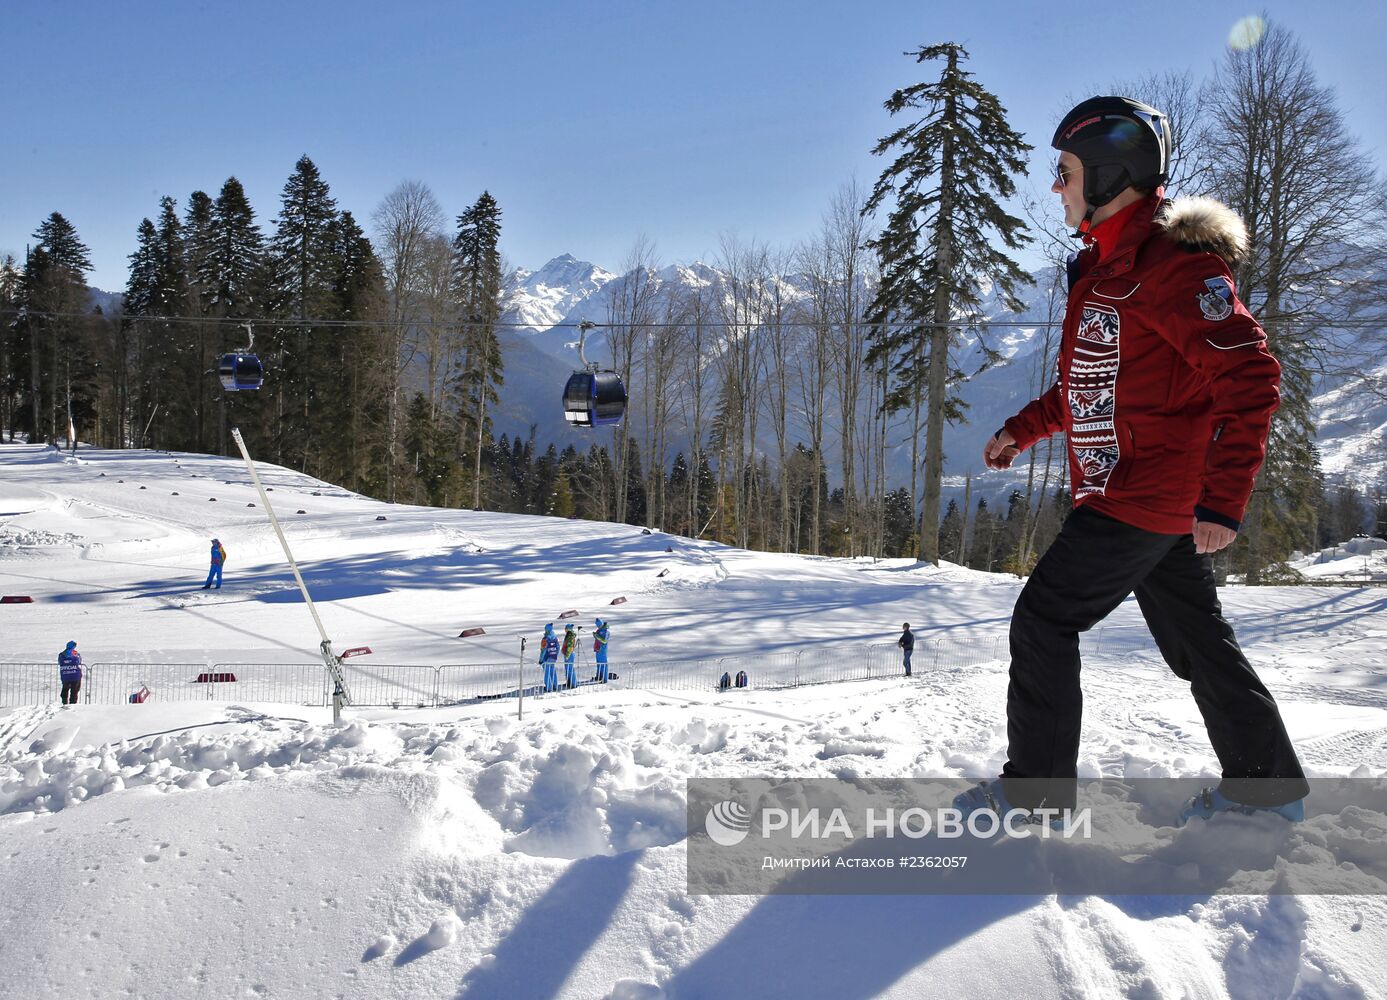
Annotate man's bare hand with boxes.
[1193,520,1237,554]
[984,429,1020,470]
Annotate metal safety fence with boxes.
[0,635,1012,710]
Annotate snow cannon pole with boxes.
[229,427,351,724]
[518,637,526,721]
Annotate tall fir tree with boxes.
[209,177,265,319]
[864,43,1032,564]
[23,213,94,443]
[123,218,160,445]
[206,177,268,453]
[183,191,217,451]
[150,196,201,449]
[265,156,339,465]
[320,209,389,491]
[451,191,505,509]
[0,254,23,440]
[183,192,216,315]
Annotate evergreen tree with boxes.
[22,213,94,443]
[124,220,159,317]
[0,254,22,439]
[403,391,457,506]
[968,497,998,572]
[451,191,505,509]
[151,196,201,449]
[938,497,963,563]
[265,156,339,465]
[183,191,219,450]
[209,177,265,318]
[532,443,560,515]
[864,43,1032,564]
[998,489,1030,576]
[549,471,576,519]
[267,156,339,321]
[183,192,216,315]
[319,209,389,491]
[882,487,915,556]
[668,452,691,533]
[122,218,160,445]
[206,176,267,454]
[623,436,647,526]
[151,197,190,315]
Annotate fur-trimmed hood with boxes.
[1154,196,1249,266]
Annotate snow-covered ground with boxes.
[2,441,1386,999]
[1293,536,1387,585]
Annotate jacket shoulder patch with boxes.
[1197,276,1234,321]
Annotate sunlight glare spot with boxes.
[1228,15,1266,52]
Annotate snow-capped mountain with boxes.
[501,254,617,334]
[492,252,1387,490]
[1312,361,1387,486]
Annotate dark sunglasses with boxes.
[1054,160,1077,187]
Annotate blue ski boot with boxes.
[1177,786,1305,826]
[953,780,1076,832]
[953,780,1016,818]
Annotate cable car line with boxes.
[7,306,1376,332]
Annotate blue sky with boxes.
[2,1,1383,293]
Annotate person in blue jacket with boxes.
[593,618,611,682]
[58,640,82,705]
[203,538,227,589]
[562,624,580,689]
[539,624,560,693]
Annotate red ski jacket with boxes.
[1004,193,1279,535]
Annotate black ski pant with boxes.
[60,680,81,705]
[1000,506,1307,811]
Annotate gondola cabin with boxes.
[562,370,627,427]
[218,353,265,391]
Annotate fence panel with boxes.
[84,663,230,705]
[1,633,1018,709]
[867,642,905,679]
[86,662,324,706]
[0,664,64,706]
[337,663,440,707]
[436,662,528,704]
[204,663,329,705]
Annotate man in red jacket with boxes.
[962,97,1307,824]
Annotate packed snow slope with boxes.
[2,441,1386,1000]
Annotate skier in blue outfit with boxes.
[593,618,611,682]
[203,538,226,589]
[562,624,580,689]
[58,640,82,705]
[539,624,560,692]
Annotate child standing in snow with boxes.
[58,640,82,705]
[539,624,560,693]
[593,618,610,682]
[203,538,227,589]
[562,624,580,689]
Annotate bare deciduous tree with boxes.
[1205,18,1387,579]
[372,180,444,501]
